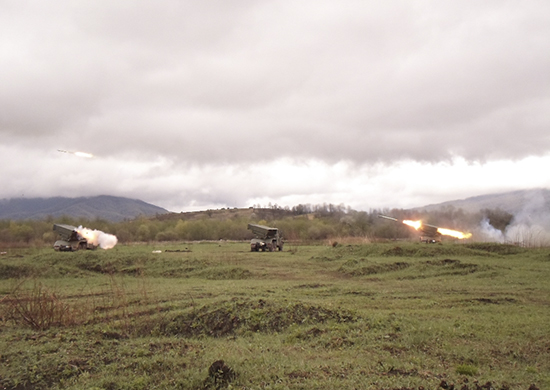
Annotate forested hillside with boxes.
[2,202,547,248]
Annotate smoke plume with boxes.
[478,190,550,247]
[77,226,118,249]
[479,218,505,242]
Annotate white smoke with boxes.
[479,220,550,247]
[479,217,505,242]
[504,223,550,247]
[477,190,550,247]
[77,226,118,249]
[477,219,550,247]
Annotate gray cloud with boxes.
[2,1,550,210]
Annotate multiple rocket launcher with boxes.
[52,224,118,251]
[55,147,470,244]
[378,214,472,242]
[52,217,466,251]
[53,147,468,244]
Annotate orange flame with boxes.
[403,220,422,230]
[436,228,472,239]
[402,220,471,239]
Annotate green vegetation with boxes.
[0,204,538,248]
[1,242,548,389]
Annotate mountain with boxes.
[2,189,548,224]
[0,195,169,222]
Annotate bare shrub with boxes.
[1,281,86,330]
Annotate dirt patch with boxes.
[383,246,406,256]
[425,259,479,274]
[76,261,116,274]
[195,267,252,280]
[465,243,526,255]
[101,330,127,340]
[471,297,517,305]
[161,259,209,277]
[0,264,33,279]
[345,290,375,296]
[382,345,407,356]
[384,367,417,376]
[160,299,357,338]
[427,259,460,266]
[294,283,327,289]
[203,360,236,389]
[438,379,534,390]
[287,370,315,380]
[339,260,410,276]
[380,245,468,258]
[310,255,340,262]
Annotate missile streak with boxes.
[57,149,93,158]
[378,214,398,222]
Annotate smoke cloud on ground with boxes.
[477,193,550,247]
[479,219,550,247]
[77,226,118,250]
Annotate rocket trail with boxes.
[58,149,94,158]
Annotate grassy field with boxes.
[0,241,548,390]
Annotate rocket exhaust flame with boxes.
[404,219,472,239]
[403,220,422,230]
[379,214,472,240]
[436,227,472,240]
[77,226,118,249]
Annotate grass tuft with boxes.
[455,364,479,376]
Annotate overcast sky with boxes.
[2,0,549,212]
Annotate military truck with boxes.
[53,224,97,251]
[247,223,284,252]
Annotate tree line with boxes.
[0,205,515,247]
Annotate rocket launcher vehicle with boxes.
[53,224,98,251]
[378,214,472,243]
[247,223,284,252]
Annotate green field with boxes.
[1,242,548,389]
